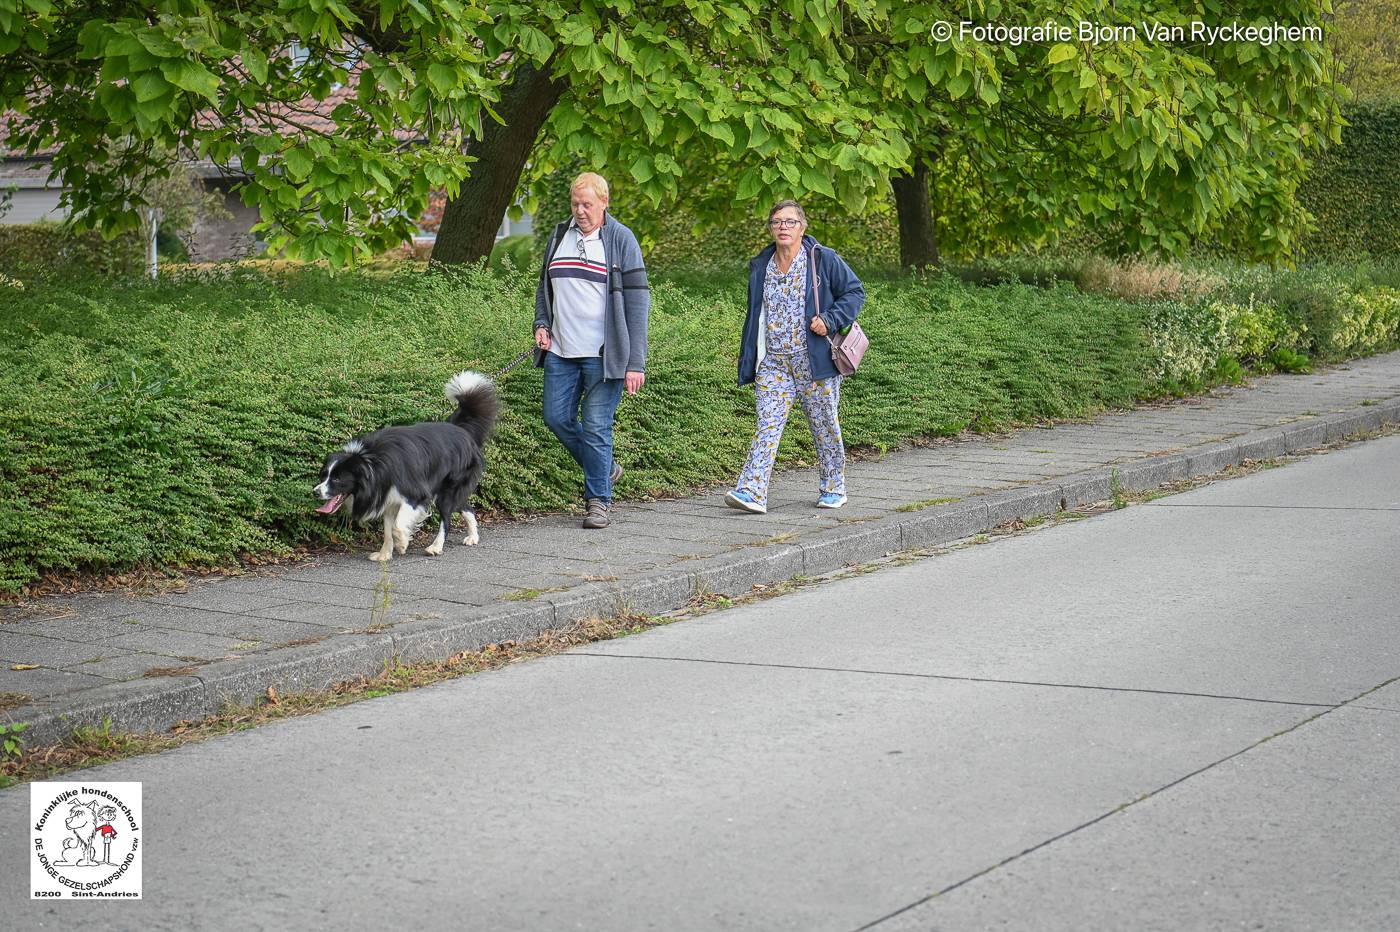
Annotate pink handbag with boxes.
[828,321,870,376]
[812,247,869,376]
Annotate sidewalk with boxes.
[4,351,1400,746]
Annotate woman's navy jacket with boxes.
[737,234,866,386]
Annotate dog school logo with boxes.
[31,782,142,899]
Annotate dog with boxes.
[314,371,498,561]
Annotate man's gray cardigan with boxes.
[533,212,650,380]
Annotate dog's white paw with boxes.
[424,542,444,556]
[368,551,392,562]
[461,532,479,546]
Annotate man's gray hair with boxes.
[767,199,807,224]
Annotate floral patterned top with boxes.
[763,248,809,355]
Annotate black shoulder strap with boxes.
[547,221,570,262]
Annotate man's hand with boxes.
[625,371,645,395]
[809,315,829,337]
[535,326,551,351]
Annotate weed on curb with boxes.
[1109,469,1129,510]
[1,692,31,712]
[501,586,568,602]
[895,496,961,513]
[0,607,667,789]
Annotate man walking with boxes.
[533,172,650,529]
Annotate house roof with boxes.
[4,68,422,162]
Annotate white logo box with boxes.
[31,781,142,899]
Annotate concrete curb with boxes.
[9,401,1399,747]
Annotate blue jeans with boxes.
[542,353,625,502]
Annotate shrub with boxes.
[1299,103,1400,258]
[1324,288,1400,358]
[0,223,143,277]
[1076,256,1221,302]
[1,260,1395,594]
[487,234,537,273]
[951,254,1082,288]
[0,265,1154,592]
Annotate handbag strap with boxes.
[811,245,842,351]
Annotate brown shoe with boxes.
[582,498,610,529]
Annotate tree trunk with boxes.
[890,157,939,269]
[431,61,565,265]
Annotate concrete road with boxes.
[4,437,1399,931]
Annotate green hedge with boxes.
[624,200,901,271]
[0,223,143,277]
[528,162,899,273]
[1,262,1396,594]
[1300,103,1400,258]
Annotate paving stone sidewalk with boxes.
[5,351,1400,745]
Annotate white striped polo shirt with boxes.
[548,224,607,358]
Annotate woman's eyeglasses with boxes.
[767,218,801,229]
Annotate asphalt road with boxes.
[4,436,1399,931]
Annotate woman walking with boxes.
[725,200,864,514]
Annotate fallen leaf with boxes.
[10,664,38,671]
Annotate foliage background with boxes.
[0,224,143,277]
[1,259,1397,594]
[1299,103,1400,258]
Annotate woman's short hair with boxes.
[767,199,807,225]
[571,172,610,201]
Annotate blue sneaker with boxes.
[816,492,847,509]
[724,490,767,514]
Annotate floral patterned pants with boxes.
[735,351,846,506]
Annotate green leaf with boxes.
[518,25,554,60]
[242,46,268,84]
[283,146,313,182]
[801,166,835,198]
[131,71,168,103]
[1047,43,1077,65]
[161,59,220,102]
[136,30,183,58]
[706,122,735,147]
[426,63,457,96]
[735,169,762,201]
[558,20,594,46]
[745,119,770,151]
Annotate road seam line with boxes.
[851,673,1400,931]
[564,651,1336,709]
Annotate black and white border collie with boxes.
[313,371,498,561]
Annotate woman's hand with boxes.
[535,326,551,351]
[625,371,646,395]
[809,315,829,337]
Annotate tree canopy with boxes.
[1332,0,1400,103]
[1,0,494,262]
[1,1,1348,266]
[906,1,1344,261]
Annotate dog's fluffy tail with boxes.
[444,370,499,444]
